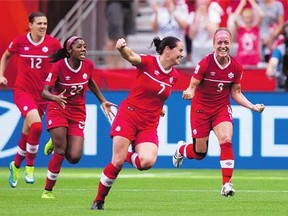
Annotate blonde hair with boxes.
[213,27,232,44]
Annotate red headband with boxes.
[66,36,80,50]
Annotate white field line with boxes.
[36,172,288,181]
[1,187,288,193]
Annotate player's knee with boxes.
[194,151,207,160]
[193,138,208,160]
[112,154,126,168]
[30,122,42,137]
[138,157,155,171]
[66,154,82,164]
[27,122,42,144]
[219,136,232,144]
[138,164,152,171]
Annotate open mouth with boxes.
[218,48,228,54]
[80,53,86,58]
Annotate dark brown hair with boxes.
[29,11,46,23]
[150,36,181,55]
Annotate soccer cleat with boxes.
[25,166,35,184]
[44,138,54,156]
[91,201,104,210]
[221,182,235,197]
[8,161,19,188]
[41,190,55,199]
[172,140,186,168]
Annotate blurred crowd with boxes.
[102,0,287,91]
[147,0,287,67]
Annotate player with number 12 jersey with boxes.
[8,33,61,106]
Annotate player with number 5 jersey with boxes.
[172,27,265,197]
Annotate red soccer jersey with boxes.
[8,33,61,102]
[192,52,243,111]
[124,55,179,119]
[45,58,94,120]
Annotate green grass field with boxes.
[0,168,287,216]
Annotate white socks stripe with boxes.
[220,160,235,168]
[100,172,115,187]
[47,170,59,181]
[26,143,39,154]
[17,146,27,156]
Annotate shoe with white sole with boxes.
[172,140,186,168]
[221,182,235,197]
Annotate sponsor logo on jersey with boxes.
[83,73,87,79]
[210,71,216,76]
[154,70,160,76]
[24,46,29,51]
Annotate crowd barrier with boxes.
[0,90,287,169]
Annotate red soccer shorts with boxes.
[46,106,85,137]
[13,90,47,117]
[190,104,233,138]
[110,103,159,146]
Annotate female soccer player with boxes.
[172,27,265,197]
[90,36,184,210]
[41,36,116,199]
[0,12,61,188]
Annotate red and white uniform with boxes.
[8,33,61,116]
[45,58,94,136]
[191,52,243,138]
[8,33,61,103]
[110,55,179,144]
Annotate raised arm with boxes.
[115,38,141,66]
[248,0,264,27]
[233,0,247,27]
